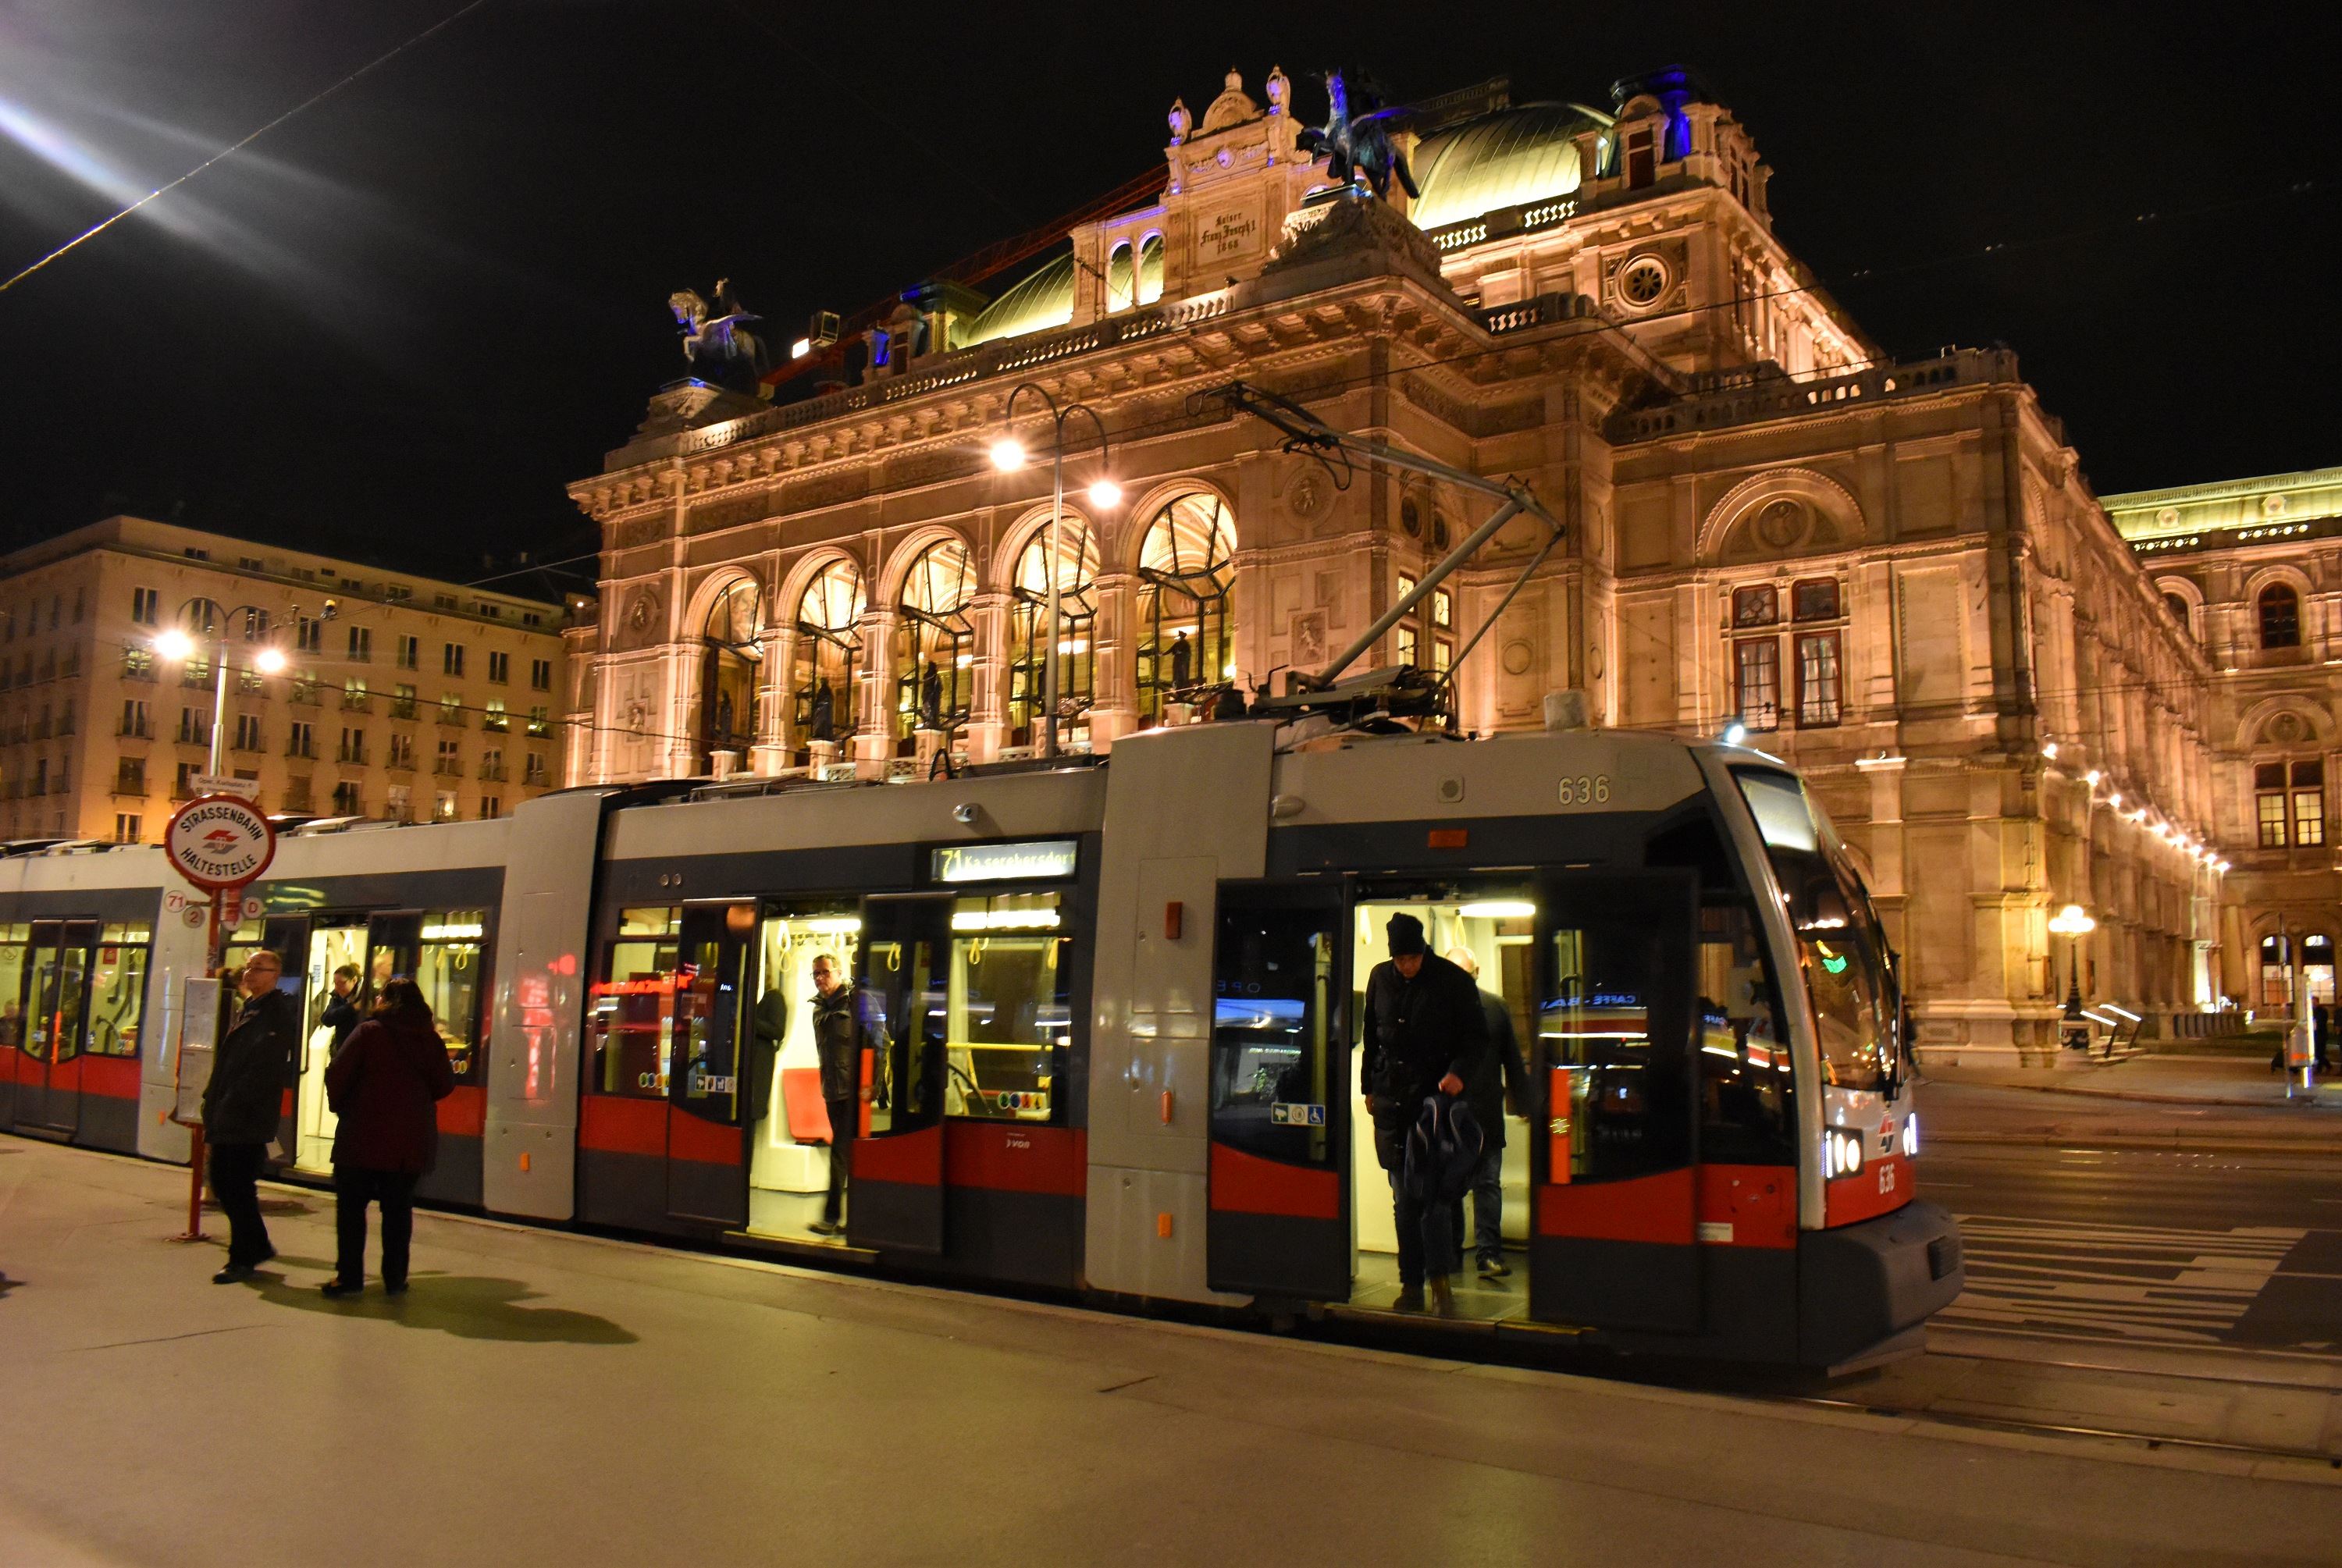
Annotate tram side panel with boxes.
[1084,723,1275,1306]
[483,789,625,1221]
[0,848,181,1158]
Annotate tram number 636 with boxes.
[1557,774,1611,807]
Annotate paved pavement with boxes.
[1921,1063,2342,1153]
[4,1138,2340,1566]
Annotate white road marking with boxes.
[1938,1212,2308,1346]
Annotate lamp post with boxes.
[151,597,329,778]
[2048,901,2095,1049]
[991,384,1118,761]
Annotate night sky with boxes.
[2,2,2336,587]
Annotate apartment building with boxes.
[0,517,567,842]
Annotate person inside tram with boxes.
[321,965,363,1056]
[1444,948,1530,1282]
[807,952,884,1238]
[1361,913,1486,1315]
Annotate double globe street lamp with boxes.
[2048,901,2097,1050]
[991,383,1118,761]
[151,597,335,779]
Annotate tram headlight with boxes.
[1902,1114,1919,1158]
[1823,1129,1865,1178]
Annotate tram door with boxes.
[1532,870,1703,1334]
[664,901,754,1227]
[1205,889,1349,1301]
[849,894,952,1253]
[17,919,95,1136]
[258,915,312,1162]
[294,919,369,1173]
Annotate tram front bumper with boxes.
[1797,1199,1965,1373]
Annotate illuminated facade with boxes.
[2106,468,2342,1011]
[0,517,568,841]
[566,67,2240,1061]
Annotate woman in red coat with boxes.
[321,977,455,1298]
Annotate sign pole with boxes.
[162,793,276,1246]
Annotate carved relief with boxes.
[613,586,665,652]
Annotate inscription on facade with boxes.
[1194,204,1264,266]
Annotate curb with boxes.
[1922,1076,2342,1112]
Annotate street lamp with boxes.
[994,383,1116,760]
[2048,901,2096,1048]
[151,598,327,777]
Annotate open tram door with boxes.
[1205,885,1349,1303]
[663,901,755,1228]
[847,894,951,1254]
[1532,869,1703,1334]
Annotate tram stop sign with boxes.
[164,794,276,892]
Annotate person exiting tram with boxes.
[321,965,363,1054]
[1446,948,1531,1282]
[807,953,881,1238]
[320,979,455,1298]
[1361,913,1486,1314]
[201,948,300,1284]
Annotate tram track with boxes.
[1773,1388,2342,1471]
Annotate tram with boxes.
[0,720,1963,1371]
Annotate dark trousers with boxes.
[335,1167,419,1288]
[1449,1146,1505,1266]
[824,1098,857,1224]
[1388,1170,1460,1288]
[209,1141,272,1268]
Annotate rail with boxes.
[1606,348,2021,443]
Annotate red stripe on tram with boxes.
[1536,1167,1696,1244]
[1209,1143,1340,1221]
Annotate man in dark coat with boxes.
[807,953,884,1237]
[1446,948,1532,1280]
[200,948,299,1283]
[1361,913,1486,1314]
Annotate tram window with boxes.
[589,905,682,1097]
[1696,904,1794,1163]
[1735,769,1896,1091]
[0,924,27,1048]
[943,891,1069,1122]
[415,909,486,1078]
[87,923,151,1058]
[1544,915,1690,1181]
[1210,904,1335,1165]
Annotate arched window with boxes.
[2162,592,2191,631]
[1135,492,1238,727]
[893,540,975,745]
[1105,242,1134,313]
[2259,583,2301,649]
[790,558,865,756]
[1136,233,1165,305]
[698,578,763,772]
[1009,518,1099,748]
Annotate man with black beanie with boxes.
[1361,912,1487,1313]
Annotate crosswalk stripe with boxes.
[1937,1211,2309,1346]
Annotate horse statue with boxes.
[1297,69,1418,201]
[668,278,771,393]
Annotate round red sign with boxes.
[164,795,277,891]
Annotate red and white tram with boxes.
[0,720,1962,1370]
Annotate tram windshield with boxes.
[1733,768,1900,1093]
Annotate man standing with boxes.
[806,953,881,1238]
[201,948,299,1283]
[1444,948,1532,1281]
[1362,913,1486,1314]
[319,964,363,1054]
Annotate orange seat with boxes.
[781,1067,833,1143]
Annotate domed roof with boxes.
[955,251,1076,348]
[1408,101,1614,230]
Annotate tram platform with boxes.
[2,1138,2337,1567]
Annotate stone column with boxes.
[1088,574,1139,750]
[965,592,1010,763]
[852,610,898,778]
[752,628,793,776]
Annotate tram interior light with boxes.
[952,908,1060,932]
[1458,899,1536,919]
[989,438,1027,471]
[152,628,195,661]
[803,916,863,933]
